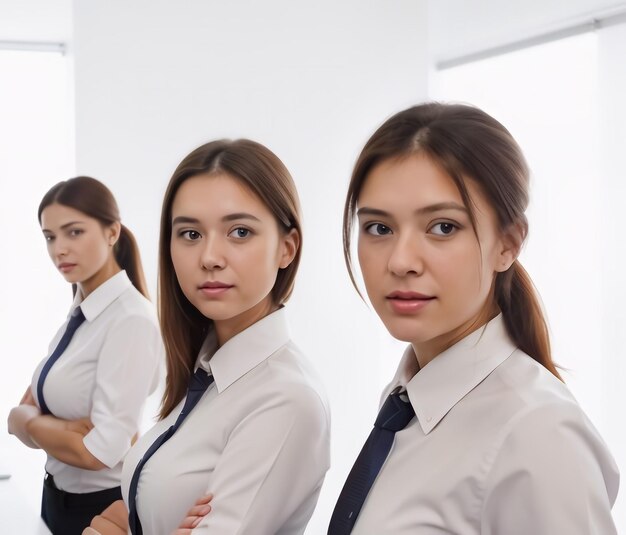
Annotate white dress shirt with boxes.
[350,314,619,535]
[121,307,331,535]
[31,270,163,493]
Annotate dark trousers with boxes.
[41,473,122,535]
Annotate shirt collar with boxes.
[71,270,133,322]
[195,307,290,394]
[385,314,517,435]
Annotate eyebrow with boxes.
[41,221,85,233]
[357,202,468,218]
[172,213,262,226]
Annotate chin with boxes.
[381,321,420,344]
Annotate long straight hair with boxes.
[158,139,303,418]
[38,176,149,299]
[343,103,561,380]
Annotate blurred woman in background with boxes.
[8,176,163,535]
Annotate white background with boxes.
[1,1,624,533]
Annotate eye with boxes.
[364,222,392,236]
[180,230,202,241]
[69,228,84,237]
[228,227,251,239]
[44,235,54,242]
[429,222,458,236]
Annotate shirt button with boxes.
[426,416,432,422]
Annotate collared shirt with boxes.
[350,314,619,534]
[121,307,331,535]
[31,271,163,493]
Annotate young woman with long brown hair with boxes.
[327,103,619,534]
[7,176,163,535]
[86,139,330,535]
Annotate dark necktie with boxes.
[36,307,86,415]
[128,368,215,535]
[328,390,416,534]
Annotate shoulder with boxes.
[255,340,330,424]
[108,287,159,329]
[484,352,619,504]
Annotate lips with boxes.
[198,281,234,298]
[199,281,233,289]
[58,262,77,272]
[387,291,434,300]
[386,291,435,314]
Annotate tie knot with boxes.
[374,391,415,432]
[68,307,86,328]
[189,368,213,391]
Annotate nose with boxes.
[51,237,69,259]
[200,235,226,271]
[387,233,424,277]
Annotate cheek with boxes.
[357,241,381,277]
[170,245,192,285]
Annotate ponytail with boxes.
[496,260,562,380]
[114,224,150,299]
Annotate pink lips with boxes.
[199,281,233,297]
[386,291,435,314]
[58,263,76,273]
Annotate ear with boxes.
[278,228,300,269]
[495,223,524,273]
[107,221,122,247]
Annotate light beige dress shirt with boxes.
[350,314,619,534]
[31,270,163,493]
[121,307,331,535]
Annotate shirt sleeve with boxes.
[82,313,163,468]
[192,383,330,534]
[481,401,620,535]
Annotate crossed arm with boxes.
[85,495,213,535]
[7,386,105,470]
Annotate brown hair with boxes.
[158,139,302,418]
[344,102,561,380]
[38,176,149,299]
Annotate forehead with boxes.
[171,173,272,220]
[359,153,493,221]
[40,203,91,229]
[359,153,462,207]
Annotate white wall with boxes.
[0,0,71,42]
[71,1,428,532]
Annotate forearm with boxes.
[7,405,41,449]
[26,415,106,470]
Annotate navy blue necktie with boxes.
[328,390,415,534]
[36,307,86,415]
[128,368,214,535]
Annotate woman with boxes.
[327,103,619,534]
[7,176,163,535]
[89,139,330,535]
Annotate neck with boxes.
[78,258,122,298]
[412,304,500,369]
[214,296,278,347]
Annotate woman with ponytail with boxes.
[328,103,619,534]
[7,176,163,535]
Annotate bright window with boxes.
[0,49,74,513]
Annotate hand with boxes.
[172,494,213,534]
[66,417,94,436]
[7,404,41,448]
[20,386,37,407]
